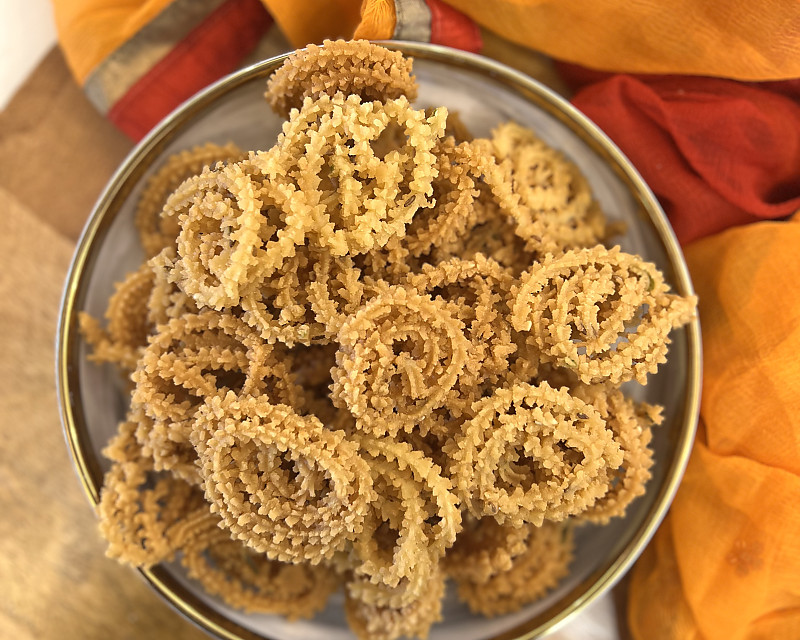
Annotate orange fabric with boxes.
[353,0,395,40]
[54,0,800,84]
[52,0,173,83]
[259,0,365,48]
[438,0,800,81]
[628,217,800,640]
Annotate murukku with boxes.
[402,138,486,260]
[449,381,623,526]
[146,248,199,327]
[238,243,326,346]
[345,565,445,640]
[307,252,368,338]
[251,93,447,256]
[457,196,537,275]
[331,285,470,436]
[443,516,534,585]
[455,521,574,617]
[491,122,607,255]
[135,142,244,257]
[265,39,417,117]
[170,161,303,310]
[510,245,698,385]
[181,525,340,618]
[98,419,209,567]
[79,262,154,371]
[404,255,516,390]
[351,436,461,598]
[573,384,662,523]
[132,311,300,482]
[196,393,374,564]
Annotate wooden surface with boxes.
[0,47,208,640]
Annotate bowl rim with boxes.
[56,40,702,640]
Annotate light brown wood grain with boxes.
[0,49,206,640]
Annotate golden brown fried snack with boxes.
[98,419,209,567]
[146,247,199,326]
[79,262,154,371]
[182,525,340,618]
[252,94,447,256]
[444,516,534,585]
[510,245,698,385]
[405,254,516,390]
[131,311,301,482]
[573,384,662,522]
[455,521,574,616]
[402,138,488,260]
[169,162,293,310]
[350,436,461,602]
[450,381,623,526]
[195,393,374,564]
[331,284,471,437]
[492,122,607,255]
[345,564,446,640]
[265,39,417,117]
[135,142,244,257]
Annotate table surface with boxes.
[0,31,624,640]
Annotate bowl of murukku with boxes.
[57,40,701,640]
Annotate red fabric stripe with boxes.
[557,60,800,101]
[109,0,272,141]
[425,0,482,52]
[571,75,800,244]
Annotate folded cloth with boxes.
[427,0,800,81]
[51,0,800,140]
[628,215,800,640]
[569,75,800,244]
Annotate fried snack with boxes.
[351,436,461,601]
[307,252,367,338]
[182,525,340,618]
[146,248,199,326]
[98,419,209,567]
[169,162,289,310]
[345,565,446,640]
[573,385,662,523]
[491,122,607,254]
[252,93,447,256]
[450,381,623,526]
[265,39,417,117]
[455,521,574,617]
[239,244,326,347]
[459,196,538,275]
[131,311,298,483]
[510,245,698,385]
[81,40,699,640]
[444,516,534,585]
[405,254,516,389]
[135,142,244,257]
[331,284,471,436]
[79,262,154,371]
[195,392,374,564]
[402,138,488,260]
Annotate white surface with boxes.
[0,0,58,109]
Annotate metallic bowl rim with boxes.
[56,41,702,640]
